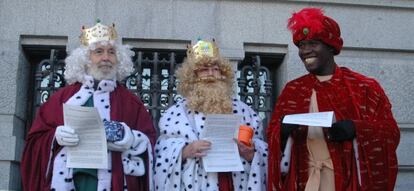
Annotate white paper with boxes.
[282,111,335,127]
[63,104,108,169]
[200,114,244,172]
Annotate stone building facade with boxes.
[0,0,413,190]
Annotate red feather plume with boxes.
[287,8,326,41]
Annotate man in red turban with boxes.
[267,8,400,191]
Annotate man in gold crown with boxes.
[154,40,268,190]
[21,21,156,191]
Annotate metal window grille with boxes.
[33,49,67,109]
[30,49,281,131]
[237,54,283,129]
[124,50,186,129]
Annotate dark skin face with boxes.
[298,40,336,76]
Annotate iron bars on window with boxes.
[32,49,277,132]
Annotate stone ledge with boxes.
[20,35,68,46]
[123,38,190,50]
[275,0,414,9]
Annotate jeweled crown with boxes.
[187,40,220,60]
[80,20,118,46]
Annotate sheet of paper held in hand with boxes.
[282,111,335,127]
[201,114,244,172]
[63,104,108,169]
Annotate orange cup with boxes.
[238,125,254,147]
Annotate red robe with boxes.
[267,66,400,191]
[21,83,157,191]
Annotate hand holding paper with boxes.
[55,125,79,146]
[328,120,356,141]
[182,140,212,160]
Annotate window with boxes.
[28,48,285,134]
[237,53,284,130]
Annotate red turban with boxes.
[287,8,343,55]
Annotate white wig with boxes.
[64,40,135,84]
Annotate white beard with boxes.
[88,62,118,81]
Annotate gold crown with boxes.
[80,21,117,46]
[187,40,220,60]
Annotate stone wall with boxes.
[0,0,412,190]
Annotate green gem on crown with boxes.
[303,27,309,35]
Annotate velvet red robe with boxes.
[21,83,157,191]
[267,66,400,191]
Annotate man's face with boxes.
[188,63,232,114]
[195,64,222,82]
[88,43,118,80]
[298,40,335,75]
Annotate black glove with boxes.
[280,121,299,150]
[328,120,356,142]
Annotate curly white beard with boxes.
[186,78,233,114]
[88,61,118,81]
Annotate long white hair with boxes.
[64,40,135,84]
